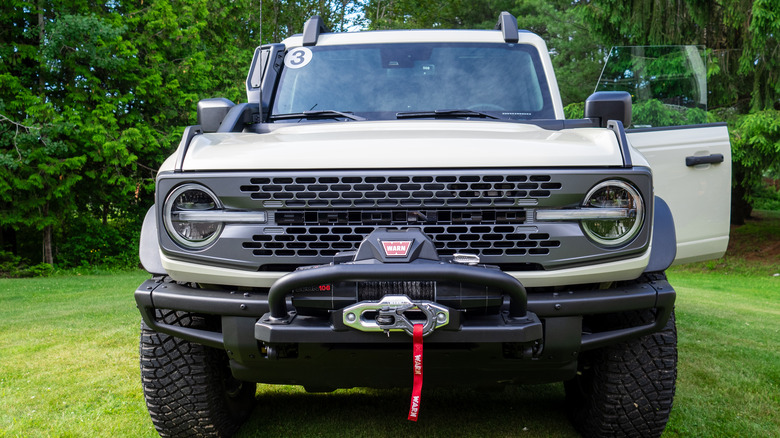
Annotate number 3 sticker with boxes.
[284,47,313,69]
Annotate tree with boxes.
[0,0,267,267]
[261,0,361,43]
[360,1,604,105]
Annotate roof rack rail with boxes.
[495,11,519,43]
[302,16,330,46]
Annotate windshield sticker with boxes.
[284,47,313,69]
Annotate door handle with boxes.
[686,154,724,167]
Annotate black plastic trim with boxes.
[173,125,202,173]
[685,153,725,167]
[607,120,632,168]
[216,103,259,133]
[495,11,519,43]
[256,312,543,344]
[581,280,675,350]
[645,197,677,273]
[522,118,600,130]
[260,44,285,119]
[302,16,330,46]
[627,121,728,133]
[135,281,226,349]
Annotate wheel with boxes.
[140,310,256,438]
[564,310,677,438]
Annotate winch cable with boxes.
[407,324,424,421]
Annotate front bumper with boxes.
[136,261,674,386]
[135,264,675,353]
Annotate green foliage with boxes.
[42,14,126,72]
[0,251,53,278]
[26,262,54,277]
[0,0,267,269]
[596,46,707,110]
[563,102,584,119]
[262,0,361,43]
[632,99,709,127]
[752,184,780,211]
[56,214,141,270]
[0,250,24,277]
[361,0,511,30]
[512,1,606,106]
[728,109,780,206]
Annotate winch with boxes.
[290,228,505,318]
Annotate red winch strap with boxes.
[407,324,424,421]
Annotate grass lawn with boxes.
[0,212,778,437]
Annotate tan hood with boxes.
[179,120,624,171]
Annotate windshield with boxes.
[270,43,555,121]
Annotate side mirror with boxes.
[197,98,235,132]
[584,91,632,128]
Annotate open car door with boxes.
[627,125,731,264]
[598,46,731,264]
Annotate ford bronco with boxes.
[135,12,731,437]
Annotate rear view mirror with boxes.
[585,91,632,128]
[197,98,235,132]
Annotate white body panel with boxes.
[627,124,731,264]
[180,121,624,171]
[160,250,650,289]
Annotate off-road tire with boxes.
[140,310,256,437]
[564,310,677,438]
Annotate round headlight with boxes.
[581,180,644,247]
[163,184,223,249]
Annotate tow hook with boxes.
[342,295,449,337]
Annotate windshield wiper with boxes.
[396,109,500,120]
[270,110,366,121]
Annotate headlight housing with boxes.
[163,184,223,249]
[581,180,644,246]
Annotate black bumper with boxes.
[136,266,674,386]
[135,270,675,352]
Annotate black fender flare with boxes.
[645,196,677,273]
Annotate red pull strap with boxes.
[407,324,424,421]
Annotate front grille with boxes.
[240,174,562,208]
[240,172,563,260]
[242,224,559,258]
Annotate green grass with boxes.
[0,272,156,437]
[1,214,779,437]
[663,271,780,438]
